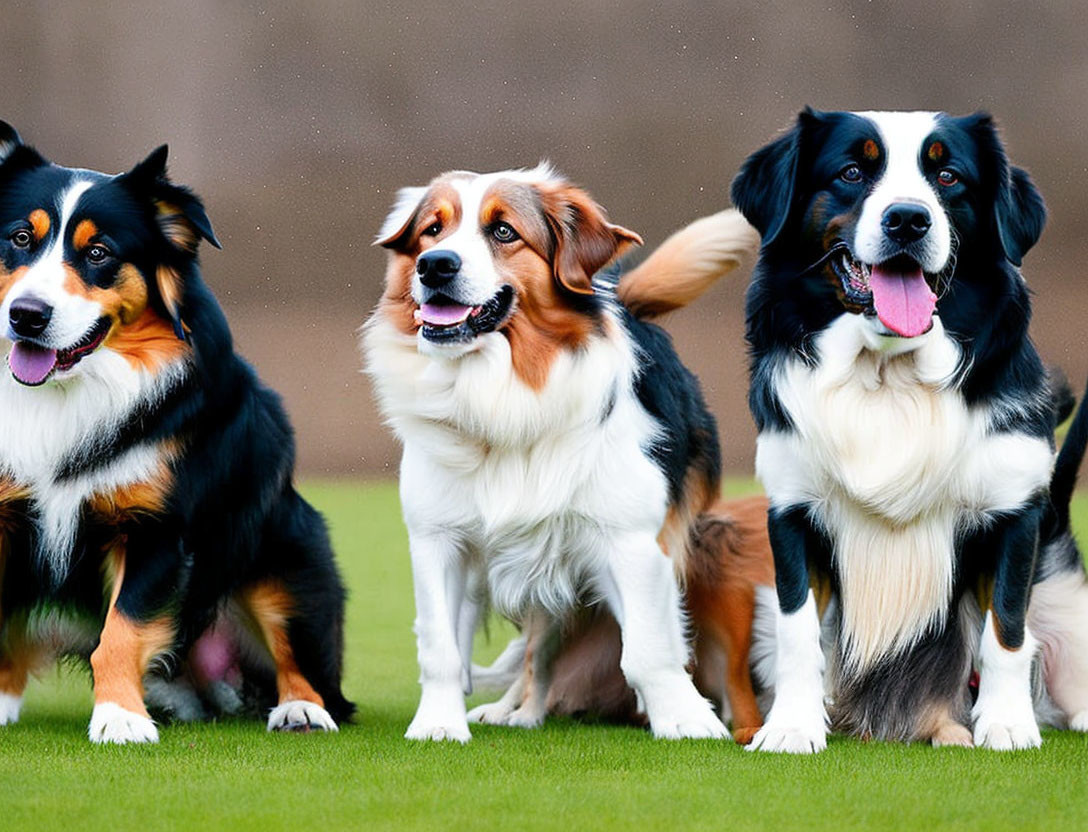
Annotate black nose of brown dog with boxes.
[9,296,53,339]
[416,250,461,289]
[882,203,932,245]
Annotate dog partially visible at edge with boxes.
[732,108,1088,752]
[472,495,778,743]
[364,164,759,741]
[0,123,352,742]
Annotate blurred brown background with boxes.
[2,0,1086,476]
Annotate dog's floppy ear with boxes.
[997,165,1046,267]
[375,186,427,251]
[121,145,221,340]
[962,113,1046,267]
[537,182,642,296]
[731,110,816,246]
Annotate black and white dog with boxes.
[731,109,1083,751]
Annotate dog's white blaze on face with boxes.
[852,111,951,273]
[0,180,103,350]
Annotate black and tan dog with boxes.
[0,122,352,742]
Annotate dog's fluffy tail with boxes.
[470,633,528,692]
[616,208,759,320]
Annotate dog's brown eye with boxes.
[840,164,863,184]
[423,222,442,237]
[86,244,110,265]
[10,229,32,249]
[491,222,519,244]
[937,169,959,187]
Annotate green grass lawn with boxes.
[1,480,1087,831]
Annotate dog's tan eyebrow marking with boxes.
[28,209,50,241]
[927,141,945,162]
[482,180,550,253]
[72,219,98,250]
[862,139,880,161]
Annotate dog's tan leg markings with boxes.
[88,547,173,743]
[242,580,337,732]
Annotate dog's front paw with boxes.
[504,705,546,729]
[747,721,827,754]
[930,721,974,748]
[467,700,516,725]
[1070,710,1088,732]
[267,700,338,733]
[648,695,729,740]
[0,692,22,726]
[973,715,1042,751]
[88,702,159,745]
[405,715,471,743]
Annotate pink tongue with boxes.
[419,302,472,326]
[868,263,938,338]
[8,341,57,385]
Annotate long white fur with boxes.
[365,170,725,742]
[0,353,189,581]
[760,314,1051,672]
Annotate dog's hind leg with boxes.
[1029,568,1088,730]
[246,490,353,733]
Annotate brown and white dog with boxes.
[364,164,758,741]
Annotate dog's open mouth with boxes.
[8,317,111,386]
[413,285,515,344]
[830,248,938,338]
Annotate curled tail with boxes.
[1050,376,1088,537]
[616,208,759,320]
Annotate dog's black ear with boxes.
[0,121,23,164]
[0,121,46,172]
[122,145,222,253]
[997,165,1046,267]
[121,146,221,341]
[731,110,815,246]
[963,113,1046,267]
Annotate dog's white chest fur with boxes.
[0,348,184,578]
[366,316,668,616]
[758,315,1052,668]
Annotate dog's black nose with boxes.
[9,296,53,338]
[881,203,932,244]
[416,250,461,289]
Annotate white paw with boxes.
[648,696,729,740]
[505,706,546,729]
[267,700,338,733]
[747,719,827,754]
[0,692,22,726]
[405,716,471,743]
[974,720,1042,751]
[1070,710,1088,732]
[467,700,517,725]
[88,702,159,745]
